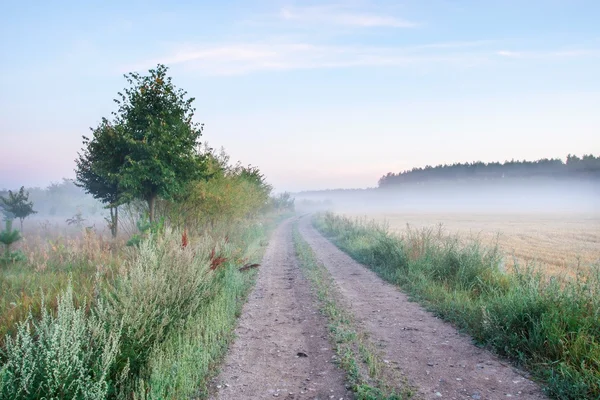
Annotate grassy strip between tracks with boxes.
[292,221,414,400]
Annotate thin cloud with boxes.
[497,49,598,59]
[279,5,417,28]
[497,50,521,57]
[125,41,492,75]
[124,39,598,76]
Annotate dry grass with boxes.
[344,212,600,277]
[0,230,119,346]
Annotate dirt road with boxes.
[211,219,353,399]
[212,217,547,400]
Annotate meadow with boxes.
[0,209,285,399]
[344,212,600,277]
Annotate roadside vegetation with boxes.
[293,220,413,400]
[349,212,600,279]
[315,212,600,400]
[0,64,295,399]
[0,219,276,399]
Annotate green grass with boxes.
[314,212,600,400]
[0,214,284,399]
[135,220,275,399]
[292,220,413,400]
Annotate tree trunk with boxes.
[19,218,23,233]
[109,206,119,238]
[148,195,156,223]
[109,207,114,237]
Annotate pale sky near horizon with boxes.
[1,0,599,192]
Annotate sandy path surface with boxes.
[297,216,547,400]
[211,218,353,400]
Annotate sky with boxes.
[1,0,599,192]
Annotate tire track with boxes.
[211,218,353,400]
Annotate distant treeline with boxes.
[0,179,100,218]
[378,154,600,188]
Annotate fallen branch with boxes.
[239,263,260,272]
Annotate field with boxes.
[315,211,600,398]
[343,212,600,276]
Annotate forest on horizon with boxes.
[378,154,600,188]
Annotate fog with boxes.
[294,179,600,215]
[0,180,115,236]
[3,177,599,237]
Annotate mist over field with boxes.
[295,179,600,214]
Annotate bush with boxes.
[94,229,224,395]
[0,220,23,266]
[0,285,121,400]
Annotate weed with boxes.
[0,284,121,400]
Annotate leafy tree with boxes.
[113,64,206,222]
[179,148,272,228]
[0,186,36,231]
[272,192,295,211]
[66,209,86,229]
[75,119,126,237]
[41,178,97,217]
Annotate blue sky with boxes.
[1,0,599,191]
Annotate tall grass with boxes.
[315,212,600,400]
[0,216,276,399]
[0,229,119,346]
[132,222,269,399]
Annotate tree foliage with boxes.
[378,154,600,188]
[75,119,125,237]
[169,147,272,229]
[76,119,124,206]
[0,219,21,260]
[114,64,206,222]
[271,192,295,211]
[75,64,207,228]
[0,186,36,231]
[22,179,99,217]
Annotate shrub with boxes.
[95,229,217,394]
[0,285,121,400]
[0,220,23,266]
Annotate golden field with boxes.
[345,212,600,277]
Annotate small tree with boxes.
[0,219,22,264]
[0,186,36,232]
[272,192,295,211]
[114,64,206,222]
[75,119,126,238]
[66,210,87,229]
